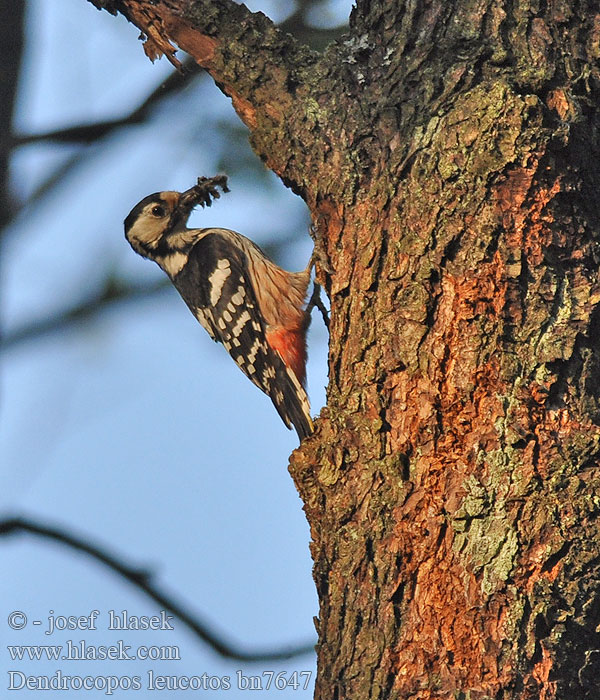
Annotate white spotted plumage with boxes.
[208,258,231,305]
[124,185,314,440]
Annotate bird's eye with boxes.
[151,205,166,217]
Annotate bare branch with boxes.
[0,515,316,661]
[1,229,307,352]
[1,278,170,352]
[12,56,200,148]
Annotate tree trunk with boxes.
[89,1,600,697]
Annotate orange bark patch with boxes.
[122,1,183,69]
[228,91,258,129]
[166,21,218,65]
[517,538,567,594]
[120,1,217,67]
[495,159,562,267]
[381,247,522,694]
[121,3,259,130]
[546,89,571,121]
[527,645,557,700]
[384,365,510,694]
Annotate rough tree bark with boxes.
[89,1,600,697]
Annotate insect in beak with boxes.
[169,176,230,231]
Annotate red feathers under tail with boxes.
[265,327,307,386]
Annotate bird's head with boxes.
[125,178,228,260]
[124,189,200,257]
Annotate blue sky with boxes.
[1,1,351,697]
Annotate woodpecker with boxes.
[124,177,313,440]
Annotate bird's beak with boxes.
[178,183,203,212]
[166,186,199,230]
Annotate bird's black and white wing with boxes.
[172,232,312,439]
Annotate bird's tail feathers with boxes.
[271,364,313,441]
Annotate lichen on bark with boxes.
[90,0,600,697]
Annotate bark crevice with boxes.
[89,0,600,697]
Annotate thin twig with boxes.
[0,278,171,352]
[11,57,201,148]
[1,226,307,352]
[10,57,202,215]
[0,515,315,662]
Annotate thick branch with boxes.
[0,516,315,662]
[89,0,320,188]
